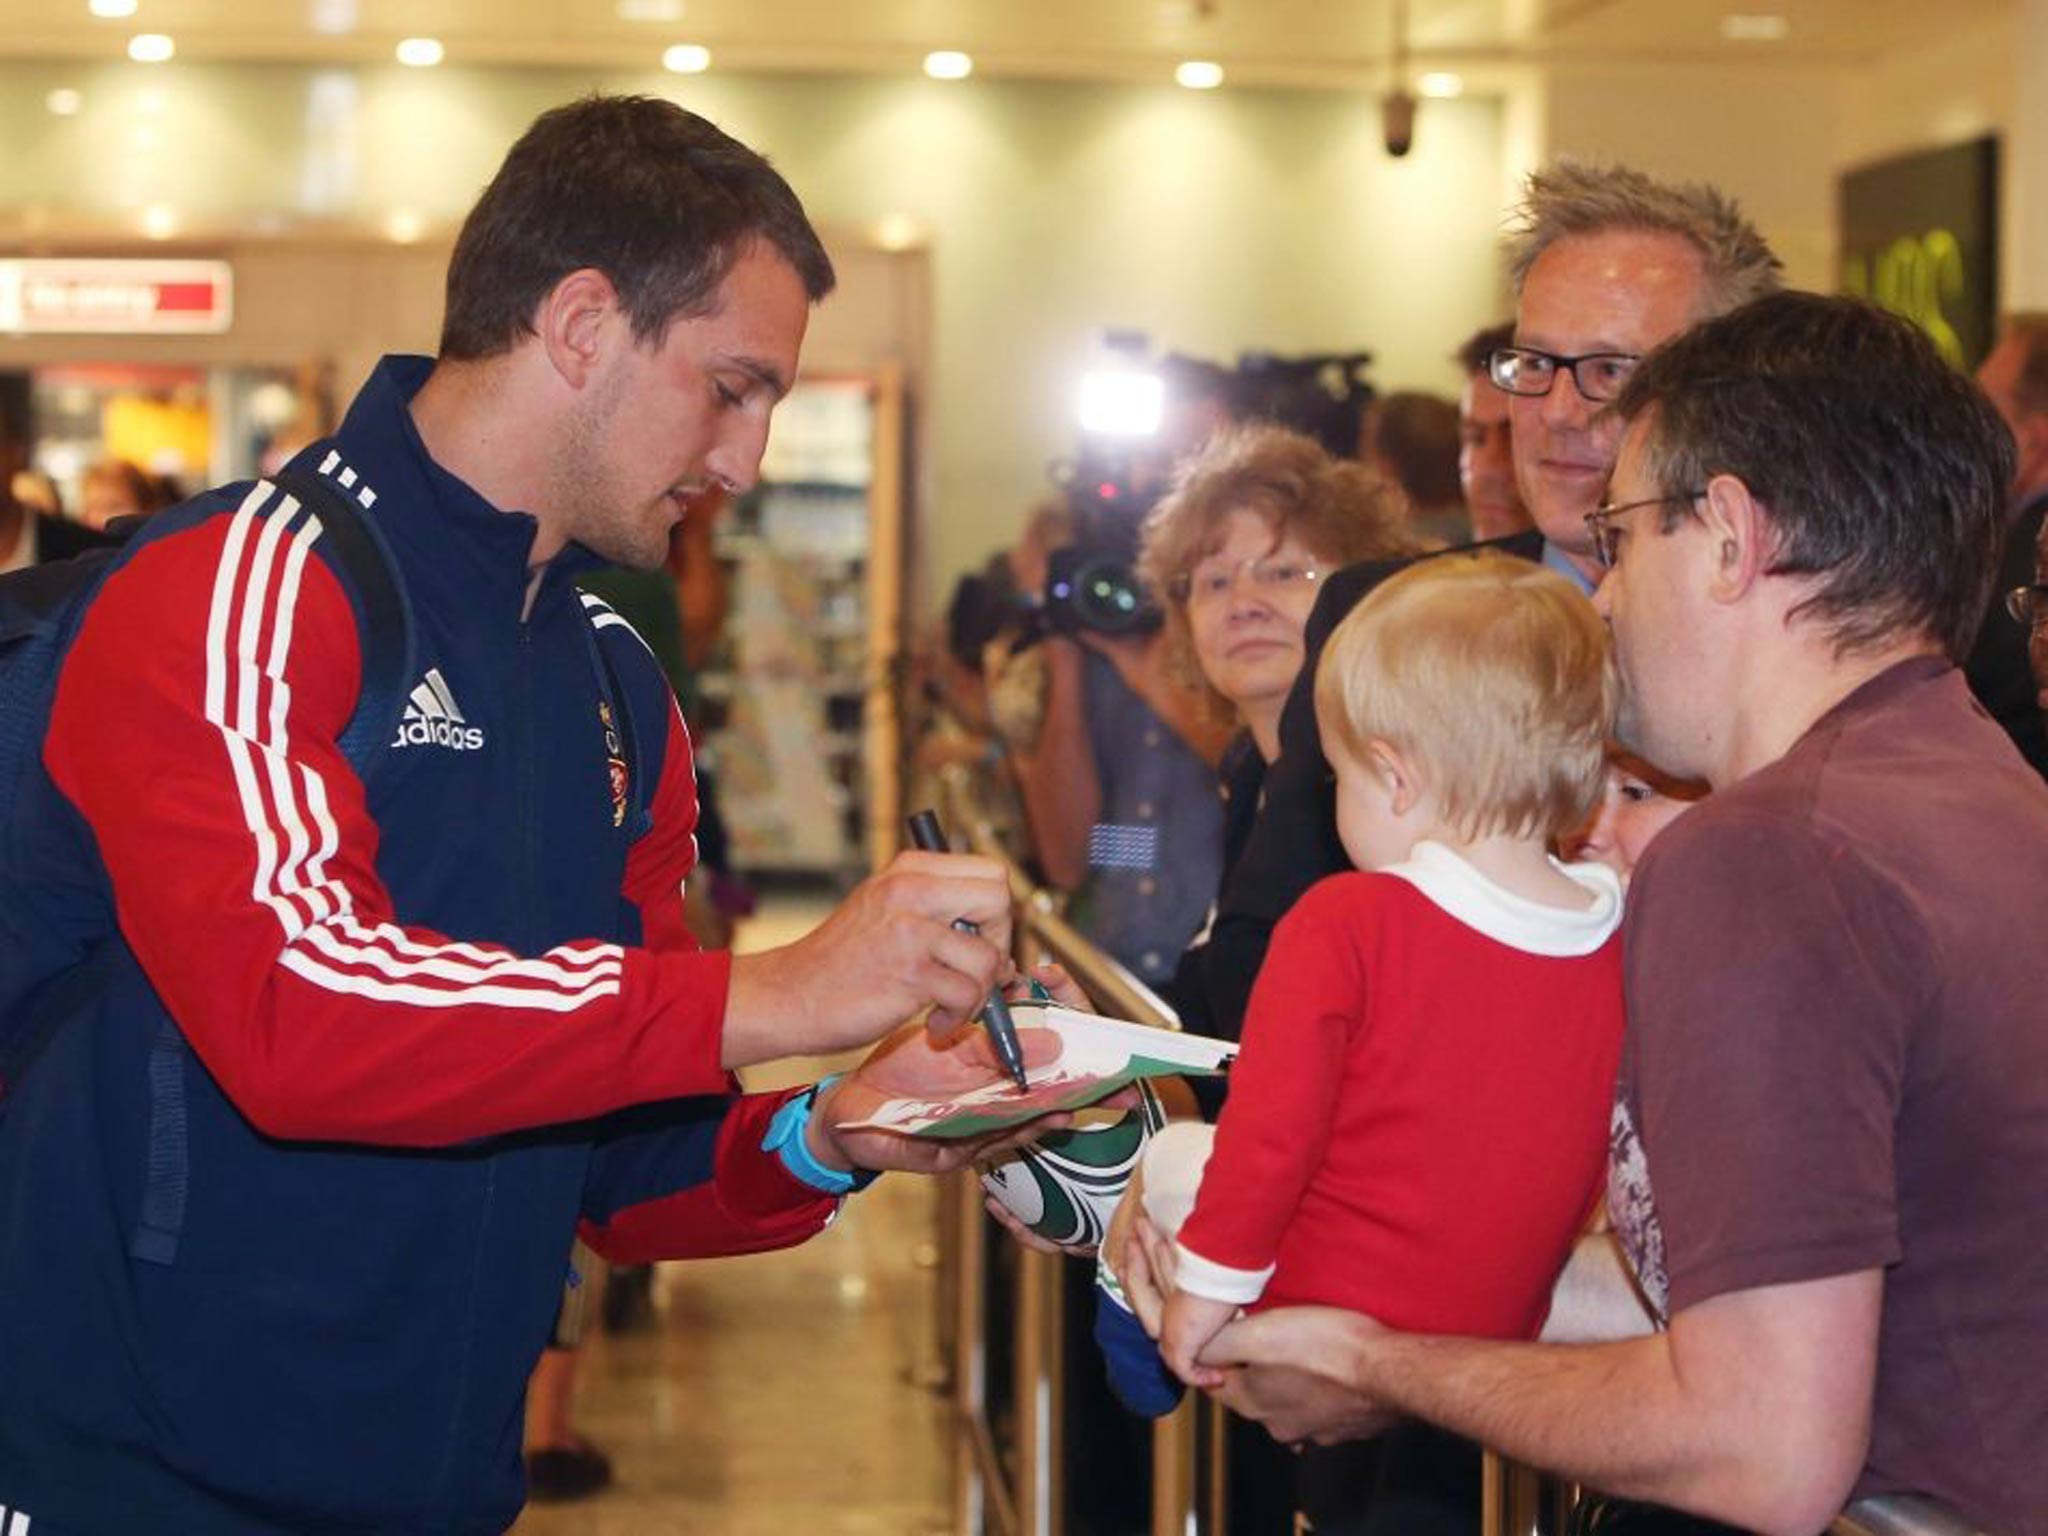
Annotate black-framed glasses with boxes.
[2006,585,2048,627]
[1489,346,1643,403]
[1584,491,1706,570]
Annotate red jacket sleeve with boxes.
[45,501,737,1149]
[578,1088,840,1264]
[1177,877,1363,1278]
[623,699,700,955]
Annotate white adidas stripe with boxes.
[203,480,625,1010]
[279,950,620,1011]
[304,922,620,989]
[579,593,661,664]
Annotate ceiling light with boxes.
[1719,13,1789,40]
[384,209,425,244]
[1175,60,1224,90]
[1417,71,1464,98]
[46,88,84,116]
[307,0,358,35]
[662,43,711,73]
[617,0,684,18]
[923,50,973,81]
[127,32,174,62]
[395,36,444,67]
[141,204,177,240]
[89,0,138,17]
[873,213,922,252]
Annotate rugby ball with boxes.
[980,1080,1168,1249]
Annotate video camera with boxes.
[1015,338,1376,645]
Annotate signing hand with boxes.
[723,850,1014,1068]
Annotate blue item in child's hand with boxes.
[1093,1263,1184,1419]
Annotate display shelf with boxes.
[694,372,905,882]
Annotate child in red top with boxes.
[1151,550,1626,1390]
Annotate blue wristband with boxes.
[762,1075,875,1196]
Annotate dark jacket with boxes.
[0,357,835,1533]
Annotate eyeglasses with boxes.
[1584,491,1705,570]
[1489,346,1643,404]
[1170,554,1324,606]
[2005,585,2048,626]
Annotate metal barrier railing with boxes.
[935,767,1219,1536]
[929,766,1996,1536]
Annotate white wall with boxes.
[1541,60,1846,292]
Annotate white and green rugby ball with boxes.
[980,1080,1168,1249]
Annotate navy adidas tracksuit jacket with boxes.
[0,357,838,1533]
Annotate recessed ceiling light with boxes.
[1720,13,1789,40]
[46,87,84,116]
[923,50,973,81]
[141,204,177,240]
[1175,60,1224,90]
[127,32,174,62]
[662,43,711,73]
[395,36,444,67]
[617,0,684,19]
[89,0,138,17]
[384,209,425,244]
[1417,72,1464,98]
[307,0,357,35]
[873,213,922,251]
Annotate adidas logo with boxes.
[391,667,486,752]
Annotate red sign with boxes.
[0,259,233,335]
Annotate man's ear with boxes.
[1695,471,1772,605]
[535,268,622,390]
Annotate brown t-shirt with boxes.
[1610,657,2048,1535]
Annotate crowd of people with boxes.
[942,166,2048,1536]
[0,87,2043,1536]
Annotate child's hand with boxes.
[1159,1290,1238,1391]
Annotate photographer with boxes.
[1009,503,1234,985]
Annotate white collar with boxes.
[1380,839,1622,957]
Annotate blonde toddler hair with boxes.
[1314,551,1613,843]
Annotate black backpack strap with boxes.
[271,460,413,774]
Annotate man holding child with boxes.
[1150,292,2048,1536]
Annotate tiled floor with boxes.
[512,892,959,1536]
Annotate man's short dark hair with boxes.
[440,94,835,360]
[1616,291,2014,662]
[1363,392,1462,509]
[1455,321,1515,378]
